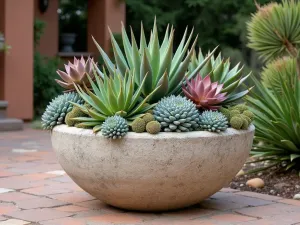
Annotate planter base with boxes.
[52,125,254,211]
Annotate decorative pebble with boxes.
[270,189,276,194]
[240,184,244,187]
[293,194,300,200]
[274,182,290,189]
[236,170,245,176]
[250,163,256,167]
[296,185,300,189]
[246,178,265,188]
[257,172,263,176]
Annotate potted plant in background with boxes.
[42,19,255,211]
[58,0,87,52]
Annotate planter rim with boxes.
[53,124,255,139]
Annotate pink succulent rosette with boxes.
[55,56,96,91]
[182,74,227,110]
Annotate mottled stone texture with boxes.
[51,125,255,211]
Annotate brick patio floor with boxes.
[0,126,300,225]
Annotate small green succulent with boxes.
[41,92,84,130]
[199,111,228,133]
[101,115,129,139]
[72,69,160,133]
[153,95,200,132]
[131,118,146,133]
[146,121,161,134]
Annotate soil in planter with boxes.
[227,158,300,199]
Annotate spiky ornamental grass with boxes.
[246,77,300,173]
[92,19,217,103]
[188,50,252,105]
[72,69,159,133]
[247,1,300,62]
[101,116,129,139]
[262,57,296,91]
[153,95,200,132]
[41,92,84,130]
[199,111,228,133]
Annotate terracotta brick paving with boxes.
[1,126,300,224]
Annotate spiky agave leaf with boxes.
[262,57,296,91]
[246,76,300,173]
[71,69,161,133]
[182,74,227,110]
[247,0,300,62]
[188,49,252,105]
[92,19,217,103]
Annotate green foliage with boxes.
[34,52,63,116]
[153,95,200,132]
[41,92,84,130]
[199,111,228,133]
[261,57,296,91]
[247,77,300,172]
[101,115,129,139]
[72,69,159,133]
[93,20,216,103]
[34,19,46,47]
[125,0,277,53]
[247,0,300,61]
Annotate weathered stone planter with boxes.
[51,124,254,211]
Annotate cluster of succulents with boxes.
[41,18,254,139]
[220,104,254,130]
[131,113,161,134]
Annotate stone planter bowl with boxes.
[51,125,254,211]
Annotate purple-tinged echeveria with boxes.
[55,56,96,91]
[182,74,227,110]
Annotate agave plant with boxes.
[188,49,252,105]
[55,56,96,91]
[92,19,217,103]
[261,57,296,91]
[71,69,160,133]
[246,76,300,173]
[247,1,300,62]
[182,74,227,110]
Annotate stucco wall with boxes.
[0,0,34,120]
